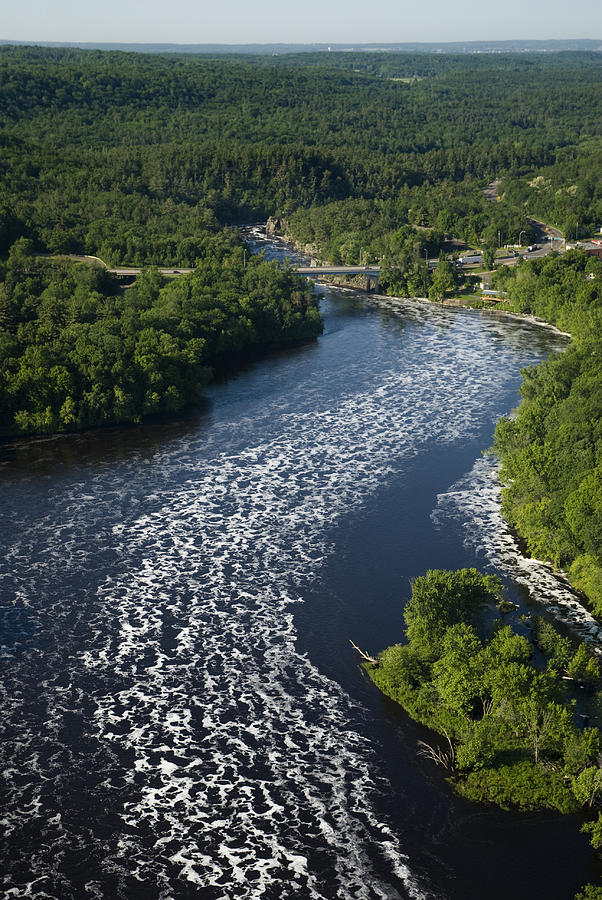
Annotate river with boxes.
[0,230,599,899]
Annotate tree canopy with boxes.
[0,236,320,435]
[492,252,602,614]
[369,570,602,813]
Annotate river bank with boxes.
[261,222,600,624]
[1,230,599,899]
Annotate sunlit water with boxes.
[0,231,597,899]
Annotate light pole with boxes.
[519,230,525,247]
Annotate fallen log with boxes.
[349,639,379,668]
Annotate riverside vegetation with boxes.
[2,47,599,607]
[368,569,602,898]
[0,235,319,434]
[369,569,601,812]
[492,252,602,617]
[1,42,602,898]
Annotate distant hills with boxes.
[0,39,601,54]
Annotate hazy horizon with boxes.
[2,39,601,51]
[2,0,600,46]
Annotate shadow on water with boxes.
[0,336,324,481]
[0,403,213,478]
[0,231,593,900]
[293,436,599,900]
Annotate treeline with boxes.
[492,252,602,614]
[264,49,602,80]
[0,47,599,273]
[0,132,566,266]
[0,135,548,264]
[284,180,530,287]
[1,48,599,161]
[501,145,602,238]
[0,137,362,260]
[0,235,320,436]
[369,569,602,813]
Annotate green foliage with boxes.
[428,253,457,301]
[568,645,601,687]
[432,624,484,716]
[368,569,602,813]
[404,568,501,653]
[575,886,602,900]
[570,556,602,615]
[456,759,578,813]
[572,766,602,807]
[498,694,573,765]
[532,617,573,672]
[0,240,321,435]
[482,244,497,270]
[493,253,602,609]
[563,728,601,776]
[454,727,495,772]
[571,766,602,806]
[581,812,602,850]
[501,146,602,237]
[377,643,426,692]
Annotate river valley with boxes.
[0,230,599,899]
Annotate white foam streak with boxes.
[82,324,510,898]
[432,455,602,650]
[1,298,566,899]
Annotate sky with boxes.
[2,0,600,45]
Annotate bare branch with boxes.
[349,639,379,668]
[417,730,456,771]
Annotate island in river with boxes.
[364,568,602,814]
[1,43,602,900]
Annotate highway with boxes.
[107,267,194,276]
[295,265,380,276]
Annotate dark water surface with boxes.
[1,233,598,899]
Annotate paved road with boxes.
[57,255,194,276]
[482,183,565,258]
[108,267,194,276]
[296,265,380,276]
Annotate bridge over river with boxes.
[65,256,381,291]
[107,264,380,291]
[295,265,380,292]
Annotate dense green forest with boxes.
[369,569,602,812]
[0,47,600,265]
[0,234,319,436]
[492,252,602,615]
[501,145,602,239]
[0,46,600,615]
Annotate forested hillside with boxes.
[0,47,600,264]
[0,49,601,598]
[493,252,602,614]
[0,234,319,436]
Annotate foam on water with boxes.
[432,454,602,650]
[0,290,571,899]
